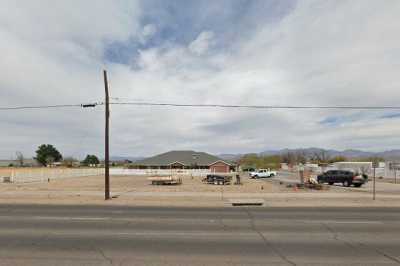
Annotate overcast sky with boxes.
[1,0,400,159]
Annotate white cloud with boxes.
[113,0,400,155]
[0,1,141,158]
[1,1,400,158]
[189,31,215,55]
[139,24,157,44]
[0,1,140,61]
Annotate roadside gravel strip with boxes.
[1,190,400,207]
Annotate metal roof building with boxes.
[133,150,233,172]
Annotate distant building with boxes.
[280,163,289,170]
[304,163,320,173]
[333,161,373,174]
[133,150,234,173]
[48,162,62,167]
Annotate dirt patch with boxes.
[0,175,282,193]
[0,168,12,177]
[2,174,391,207]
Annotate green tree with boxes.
[35,144,63,166]
[352,156,384,163]
[329,156,347,163]
[238,154,281,170]
[62,157,78,168]
[238,154,260,170]
[82,155,100,166]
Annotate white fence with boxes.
[385,168,399,179]
[110,168,220,177]
[0,168,233,183]
[5,168,104,183]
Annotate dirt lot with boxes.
[0,174,284,193]
[1,174,399,207]
[0,174,281,206]
[0,168,12,177]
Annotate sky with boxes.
[1,0,400,159]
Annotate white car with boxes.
[250,169,277,178]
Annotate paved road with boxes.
[0,205,400,265]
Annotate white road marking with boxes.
[0,215,110,221]
[0,215,385,225]
[34,216,110,221]
[306,220,383,224]
[0,229,258,238]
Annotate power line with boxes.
[2,101,400,111]
[0,103,103,111]
[110,101,400,110]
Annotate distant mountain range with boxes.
[218,148,400,161]
[109,148,400,163]
[110,156,144,162]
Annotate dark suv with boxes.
[317,170,367,187]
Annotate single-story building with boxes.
[280,163,289,170]
[132,150,234,173]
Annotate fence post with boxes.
[11,169,15,183]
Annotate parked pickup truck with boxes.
[317,170,368,187]
[249,169,277,178]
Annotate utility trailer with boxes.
[203,174,232,185]
[148,176,182,185]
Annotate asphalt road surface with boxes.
[0,205,400,266]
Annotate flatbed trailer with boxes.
[148,176,182,185]
[203,174,232,185]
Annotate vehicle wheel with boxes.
[254,175,258,179]
[214,180,218,185]
[343,180,351,187]
[270,174,275,177]
[328,182,334,185]
[354,183,362,188]
[318,179,323,184]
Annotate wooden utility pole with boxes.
[373,163,376,200]
[104,70,111,200]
